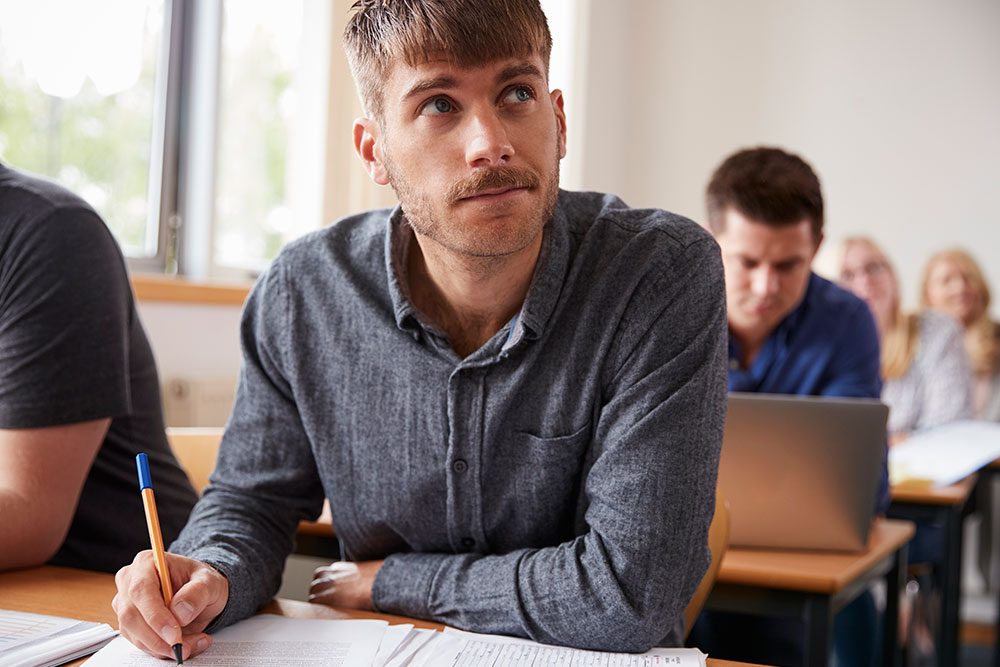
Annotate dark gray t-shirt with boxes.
[0,164,197,572]
[174,190,728,651]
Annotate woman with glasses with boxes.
[838,237,971,442]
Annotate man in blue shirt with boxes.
[689,147,887,666]
[709,147,881,401]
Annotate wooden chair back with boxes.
[684,488,730,640]
[166,427,224,494]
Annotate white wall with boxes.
[138,301,242,381]
[138,301,243,425]
[572,0,1000,316]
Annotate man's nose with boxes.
[464,108,514,167]
[750,267,780,296]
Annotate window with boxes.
[212,0,329,275]
[0,0,330,279]
[0,0,580,279]
[0,0,165,257]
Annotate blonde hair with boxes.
[343,0,552,120]
[840,237,919,380]
[921,248,999,375]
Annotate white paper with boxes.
[889,419,1000,486]
[373,624,412,667]
[383,628,436,667]
[85,615,387,667]
[0,609,117,667]
[0,610,82,652]
[410,628,706,667]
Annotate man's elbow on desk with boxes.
[0,506,66,571]
[530,598,684,653]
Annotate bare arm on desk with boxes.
[0,419,110,570]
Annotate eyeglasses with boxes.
[841,262,888,283]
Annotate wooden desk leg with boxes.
[802,596,833,667]
[884,540,908,667]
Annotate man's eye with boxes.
[503,86,534,104]
[421,97,454,115]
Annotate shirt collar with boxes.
[385,206,429,336]
[383,194,572,352]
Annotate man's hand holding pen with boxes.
[112,548,229,661]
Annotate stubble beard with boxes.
[385,143,561,263]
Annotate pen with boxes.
[136,452,184,665]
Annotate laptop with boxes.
[717,392,888,552]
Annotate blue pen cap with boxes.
[136,453,153,490]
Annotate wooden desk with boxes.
[703,517,915,667]
[0,565,762,667]
[888,473,977,667]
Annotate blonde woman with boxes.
[839,237,971,442]
[922,248,1000,421]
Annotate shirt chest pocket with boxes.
[487,422,592,548]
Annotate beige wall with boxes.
[571,0,1000,315]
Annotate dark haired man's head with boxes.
[706,147,824,241]
[706,147,825,360]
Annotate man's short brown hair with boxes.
[343,0,552,121]
[705,146,824,240]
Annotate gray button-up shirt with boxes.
[172,189,727,651]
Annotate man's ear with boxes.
[354,117,389,185]
[550,89,567,159]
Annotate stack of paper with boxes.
[413,628,707,666]
[85,614,707,666]
[0,609,117,667]
[889,420,1000,487]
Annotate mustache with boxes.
[447,167,540,203]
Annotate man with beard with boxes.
[111,0,727,660]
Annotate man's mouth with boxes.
[447,167,540,204]
[460,186,526,201]
[747,300,778,314]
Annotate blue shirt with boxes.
[728,272,888,511]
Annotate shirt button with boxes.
[452,459,468,473]
[461,537,475,549]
